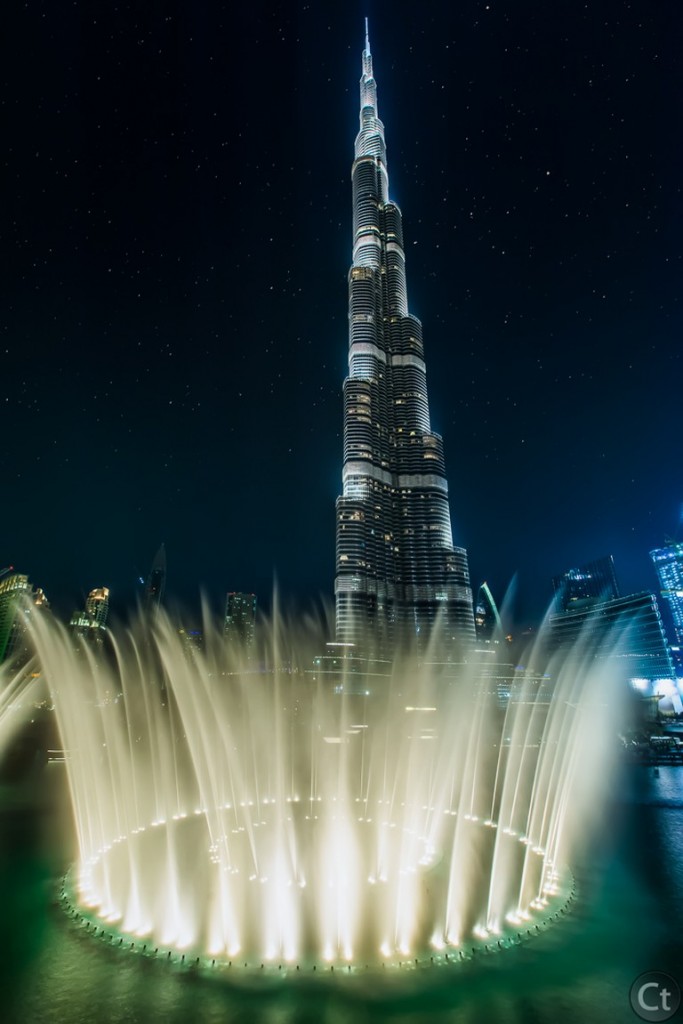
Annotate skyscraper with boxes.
[0,568,50,663]
[335,23,475,654]
[552,555,620,612]
[650,541,683,670]
[548,555,674,685]
[70,586,110,646]
[86,587,109,628]
[0,568,32,662]
[224,592,257,650]
[144,544,166,612]
[548,590,675,685]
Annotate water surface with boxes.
[0,763,679,1023]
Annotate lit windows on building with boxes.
[650,541,683,670]
[0,569,32,663]
[548,588,675,685]
[552,555,620,612]
[335,24,474,655]
[70,587,110,648]
[224,592,257,652]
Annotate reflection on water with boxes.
[1,762,681,1023]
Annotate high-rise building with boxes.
[0,568,50,664]
[144,544,166,611]
[0,568,32,662]
[85,587,109,628]
[651,541,683,644]
[552,555,620,612]
[548,590,675,684]
[335,23,475,654]
[650,540,683,670]
[70,586,110,646]
[548,552,674,687]
[224,592,257,650]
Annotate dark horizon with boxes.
[4,2,681,628]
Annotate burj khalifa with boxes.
[335,22,475,654]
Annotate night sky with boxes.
[4,1,682,625]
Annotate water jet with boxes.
[27,608,617,977]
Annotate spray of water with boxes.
[0,657,42,758]
[24,604,622,967]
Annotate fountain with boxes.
[26,607,620,975]
[0,659,44,773]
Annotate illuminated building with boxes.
[0,569,50,663]
[144,543,166,611]
[335,23,475,654]
[224,592,257,650]
[650,541,683,670]
[85,587,109,628]
[552,555,620,612]
[70,587,110,645]
[549,589,674,685]
[0,568,32,662]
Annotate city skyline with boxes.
[3,3,681,622]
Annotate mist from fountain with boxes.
[27,605,622,970]
[0,658,42,761]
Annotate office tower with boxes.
[70,587,110,646]
[549,587,674,685]
[85,587,109,628]
[144,544,166,611]
[335,22,475,654]
[0,568,32,662]
[552,555,620,612]
[0,569,50,664]
[224,592,257,650]
[650,541,683,668]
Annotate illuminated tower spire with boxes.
[335,24,475,654]
[355,19,387,176]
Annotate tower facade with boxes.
[85,587,110,628]
[70,586,109,647]
[552,555,620,613]
[335,24,474,653]
[548,590,675,685]
[0,568,49,663]
[651,541,683,669]
[144,544,166,612]
[0,569,32,662]
[224,592,257,650]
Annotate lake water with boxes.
[0,762,680,1024]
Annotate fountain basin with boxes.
[61,803,574,973]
